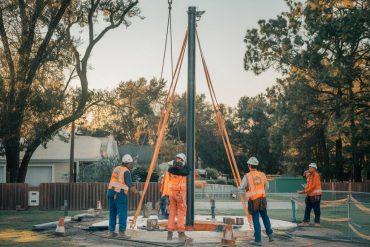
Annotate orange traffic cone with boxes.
[221,224,236,246]
[97,200,102,210]
[55,217,65,235]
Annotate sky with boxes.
[86,0,288,107]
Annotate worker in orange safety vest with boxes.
[298,162,322,227]
[107,154,141,238]
[239,156,273,246]
[166,153,191,242]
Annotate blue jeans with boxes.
[159,196,169,219]
[304,195,321,223]
[107,189,128,232]
[252,207,273,243]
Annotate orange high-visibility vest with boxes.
[305,171,322,196]
[108,166,129,194]
[167,172,187,192]
[160,172,171,196]
[245,170,267,201]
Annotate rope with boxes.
[196,30,253,230]
[349,223,370,241]
[130,30,188,229]
[157,31,188,135]
[295,199,346,208]
[320,217,349,222]
[321,198,348,204]
[160,0,174,80]
[350,196,370,214]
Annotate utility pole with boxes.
[186,6,204,226]
[69,102,75,183]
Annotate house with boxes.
[0,134,119,185]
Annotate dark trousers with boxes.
[159,196,169,219]
[252,207,273,243]
[107,189,128,232]
[303,195,321,223]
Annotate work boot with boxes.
[268,234,274,242]
[298,222,310,227]
[178,232,192,242]
[118,231,131,239]
[107,231,117,238]
[167,231,173,240]
[314,223,321,227]
[248,240,262,246]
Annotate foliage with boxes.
[81,78,166,145]
[79,157,119,183]
[131,166,159,182]
[205,167,220,180]
[0,0,141,182]
[243,0,370,181]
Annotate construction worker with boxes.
[107,154,141,238]
[240,157,273,246]
[298,162,322,227]
[166,153,191,242]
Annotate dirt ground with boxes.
[0,210,368,247]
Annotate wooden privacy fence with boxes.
[0,183,29,210]
[38,182,161,210]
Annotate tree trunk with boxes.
[17,140,40,182]
[349,86,361,182]
[319,127,330,179]
[4,139,20,183]
[335,137,343,181]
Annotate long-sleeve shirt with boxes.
[124,170,133,188]
[304,171,321,196]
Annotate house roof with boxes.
[0,135,119,162]
[32,135,102,161]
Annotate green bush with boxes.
[131,167,159,182]
[205,167,220,180]
[79,156,119,182]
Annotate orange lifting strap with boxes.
[196,30,253,229]
[130,31,188,228]
[130,29,252,230]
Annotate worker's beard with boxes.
[173,161,184,168]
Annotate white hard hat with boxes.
[122,154,133,164]
[247,157,259,166]
[309,163,317,169]
[176,153,186,165]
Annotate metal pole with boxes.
[186,6,197,226]
[69,102,75,183]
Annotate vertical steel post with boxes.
[291,196,296,223]
[186,6,196,226]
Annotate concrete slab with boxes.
[89,214,297,245]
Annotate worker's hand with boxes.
[297,190,305,194]
[136,191,142,197]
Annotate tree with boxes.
[243,0,370,181]
[83,77,166,145]
[168,93,235,174]
[234,94,279,174]
[0,0,140,182]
